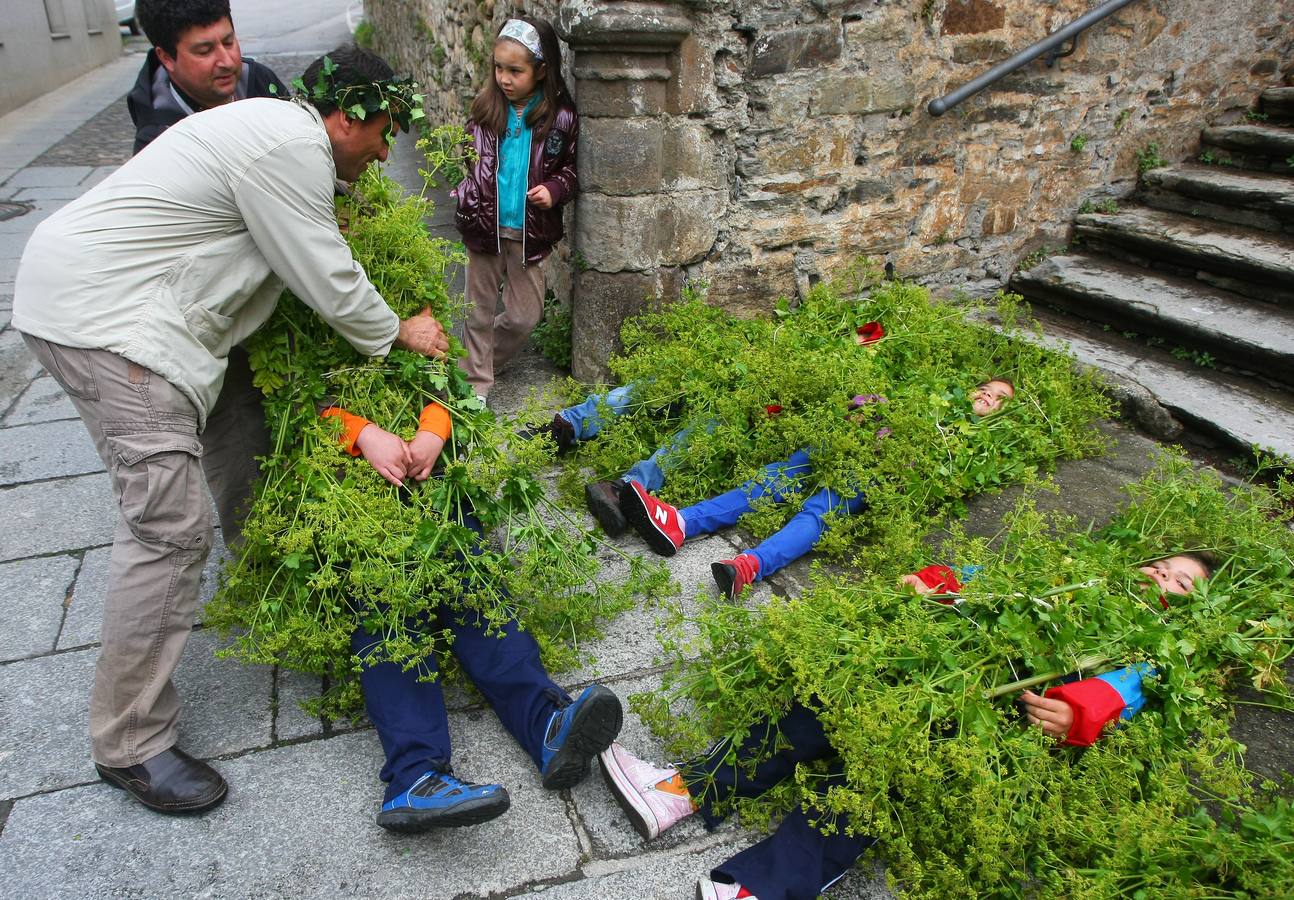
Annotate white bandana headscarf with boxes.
[499,19,544,60]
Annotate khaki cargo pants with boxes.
[23,335,267,767]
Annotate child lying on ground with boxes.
[320,399,624,832]
[597,553,1212,900]
[617,379,1014,599]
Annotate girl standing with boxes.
[455,15,578,400]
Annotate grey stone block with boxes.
[0,554,77,661]
[0,229,32,260]
[11,185,90,202]
[575,190,726,272]
[0,473,117,562]
[0,199,65,234]
[0,255,17,282]
[275,668,324,741]
[174,628,273,758]
[3,374,78,426]
[749,24,843,77]
[0,648,97,799]
[0,722,581,898]
[81,166,118,189]
[60,545,110,649]
[2,166,93,189]
[0,326,42,412]
[0,418,104,486]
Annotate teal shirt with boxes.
[497,96,538,232]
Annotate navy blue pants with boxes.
[681,703,876,900]
[351,517,569,802]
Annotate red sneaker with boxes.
[711,553,760,600]
[619,480,685,556]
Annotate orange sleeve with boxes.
[417,401,452,441]
[320,407,372,456]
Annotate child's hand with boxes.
[354,424,410,486]
[899,573,935,595]
[1018,690,1074,740]
[407,431,445,481]
[526,184,553,209]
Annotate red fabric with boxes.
[736,888,755,899]
[915,564,963,600]
[765,404,783,417]
[1045,677,1125,746]
[856,321,885,344]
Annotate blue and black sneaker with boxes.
[540,684,624,790]
[376,768,510,833]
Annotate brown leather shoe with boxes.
[584,480,628,536]
[96,746,228,814]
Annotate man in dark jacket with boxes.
[127,0,287,154]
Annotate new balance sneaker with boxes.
[540,684,624,789]
[696,876,758,900]
[598,742,696,840]
[520,413,576,454]
[376,768,510,832]
[619,480,685,556]
[711,553,760,600]
[585,480,628,536]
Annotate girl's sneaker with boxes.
[598,742,695,840]
[711,553,760,600]
[696,877,757,900]
[376,768,510,832]
[620,480,685,556]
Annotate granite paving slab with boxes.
[64,531,228,649]
[274,668,325,741]
[0,647,97,799]
[173,628,273,759]
[0,326,42,409]
[3,374,78,426]
[0,229,33,260]
[0,306,10,331]
[0,473,117,562]
[0,417,104,485]
[0,554,77,661]
[0,199,66,234]
[9,185,91,202]
[0,256,16,281]
[0,722,581,899]
[1,166,93,190]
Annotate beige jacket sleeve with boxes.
[233,137,399,357]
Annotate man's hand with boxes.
[407,431,445,481]
[526,184,553,209]
[1019,690,1074,740]
[899,573,935,595]
[354,424,410,486]
[394,307,449,358]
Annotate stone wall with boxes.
[367,0,1294,378]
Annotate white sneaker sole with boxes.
[597,747,662,840]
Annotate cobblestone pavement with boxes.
[1,44,1289,900]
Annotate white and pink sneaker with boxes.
[696,876,758,900]
[597,742,695,840]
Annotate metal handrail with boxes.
[928,0,1140,117]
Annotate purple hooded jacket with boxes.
[453,103,579,266]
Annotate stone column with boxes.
[557,0,725,381]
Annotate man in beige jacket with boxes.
[12,45,446,815]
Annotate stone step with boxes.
[1140,164,1294,234]
[1011,253,1294,389]
[1074,205,1294,300]
[1261,86,1294,123]
[1200,123,1294,173]
[1018,306,1294,459]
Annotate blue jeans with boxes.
[679,450,867,578]
[558,383,693,493]
[682,703,876,900]
[352,515,568,801]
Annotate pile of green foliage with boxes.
[636,452,1294,897]
[205,158,667,717]
[562,274,1111,558]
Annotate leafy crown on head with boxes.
[291,56,425,144]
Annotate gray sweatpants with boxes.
[460,239,546,397]
[22,334,267,767]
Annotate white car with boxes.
[115,0,139,35]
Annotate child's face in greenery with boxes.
[971,379,1014,416]
[1139,555,1209,595]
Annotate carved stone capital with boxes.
[557,1,694,54]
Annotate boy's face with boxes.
[1139,555,1209,595]
[971,380,1014,417]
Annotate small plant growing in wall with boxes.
[1114,108,1133,131]
[531,291,573,369]
[1136,142,1168,174]
[1070,133,1089,152]
[353,19,375,48]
